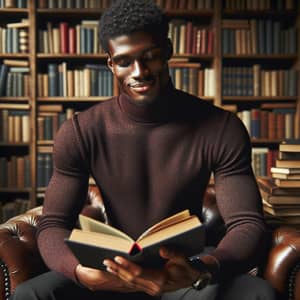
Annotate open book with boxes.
[65,209,205,270]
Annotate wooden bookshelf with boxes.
[0,0,299,213]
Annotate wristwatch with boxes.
[188,256,212,290]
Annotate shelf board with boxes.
[37,53,213,61]
[222,10,298,18]
[36,9,214,18]
[251,138,282,144]
[37,96,111,102]
[166,10,214,17]
[223,54,297,60]
[37,8,105,15]
[0,188,31,193]
[0,53,29,58]
[222,96,297,102]
[37,140,53,146]
[0,8,29,14]
[37,53,108,59]
[0,103,31,109]
[172,54,214,60]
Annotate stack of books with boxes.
[257,140,300,226]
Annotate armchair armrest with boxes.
[0,212,47,300]
[264,226,300,300]
[0,185,107,300]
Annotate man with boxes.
[11,0,276,299]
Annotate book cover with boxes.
[279,140,300,152]
[276,159,300,168]
[65,210,205,270]
[260,188,300,205]
[257,177,300,196]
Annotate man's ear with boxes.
[165,38,173,61]
[107,56,114,73]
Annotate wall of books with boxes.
[0,0,299,223]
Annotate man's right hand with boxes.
[75,264,139,292]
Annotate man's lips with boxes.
[128,81,154,92]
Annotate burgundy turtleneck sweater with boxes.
[37,85,266,283]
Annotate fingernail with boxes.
[103,260,109,266]
[106,266,114,273]
[114,256,123,264]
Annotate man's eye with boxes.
[114,58,132,68]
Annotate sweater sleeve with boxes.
[37,117,89,282]
[204,112,266,281]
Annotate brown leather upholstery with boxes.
[0,185,299,300]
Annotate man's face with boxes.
[107,32,171,105]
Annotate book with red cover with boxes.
[59,22,69,54]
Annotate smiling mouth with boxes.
[128,81,154,93]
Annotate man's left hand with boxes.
[102,246,203,296]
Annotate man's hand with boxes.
[102,246,205,296]
[75,264,139,292]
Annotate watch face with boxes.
[188,256,207,272]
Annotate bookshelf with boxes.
[0,0,299,218]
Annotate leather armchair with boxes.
[0,185,299,300]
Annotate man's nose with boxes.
[131,59,149,78]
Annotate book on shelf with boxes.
[257,177,300,196]
[274,179,300,188]
[262,199,300,217]
[275,160,300,168]
[279,140,300,152]
[271,167,300,175]
[271,173,300,180]
[260,187,300,205]
[65,209,205,270]
[278,151,300,160]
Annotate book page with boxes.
[79,215,133,242]
[69,229,132,252]
[137,210,191,241]
[138,215,201,248]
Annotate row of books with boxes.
[0,199,30,223]
[222,66,297,97]
[252,148,277,177]
[169,65,215,97]
[38,0,111,9]
[39,63,113,97]
[0,65,29,97]
[257,140,300,225]
[0,0,27,8]
[223,0,296,11]
[37,151,53,188]
[0,155,31,188]
[169,20,214,55]
[38,20,104,55]
[0,21,29,54]
[237,109,296,140]
[37,106,74,141]
[0,109,30,143]
[156,0,213,10]
[38,0,214,10]
[222,20,296,55]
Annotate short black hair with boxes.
[99,0,169,53]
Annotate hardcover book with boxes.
[257,177,300,196]
[65,210,205,270]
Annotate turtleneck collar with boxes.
[118,79,178,124]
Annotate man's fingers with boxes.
[159,246,186,262]
[103,257,165,296]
